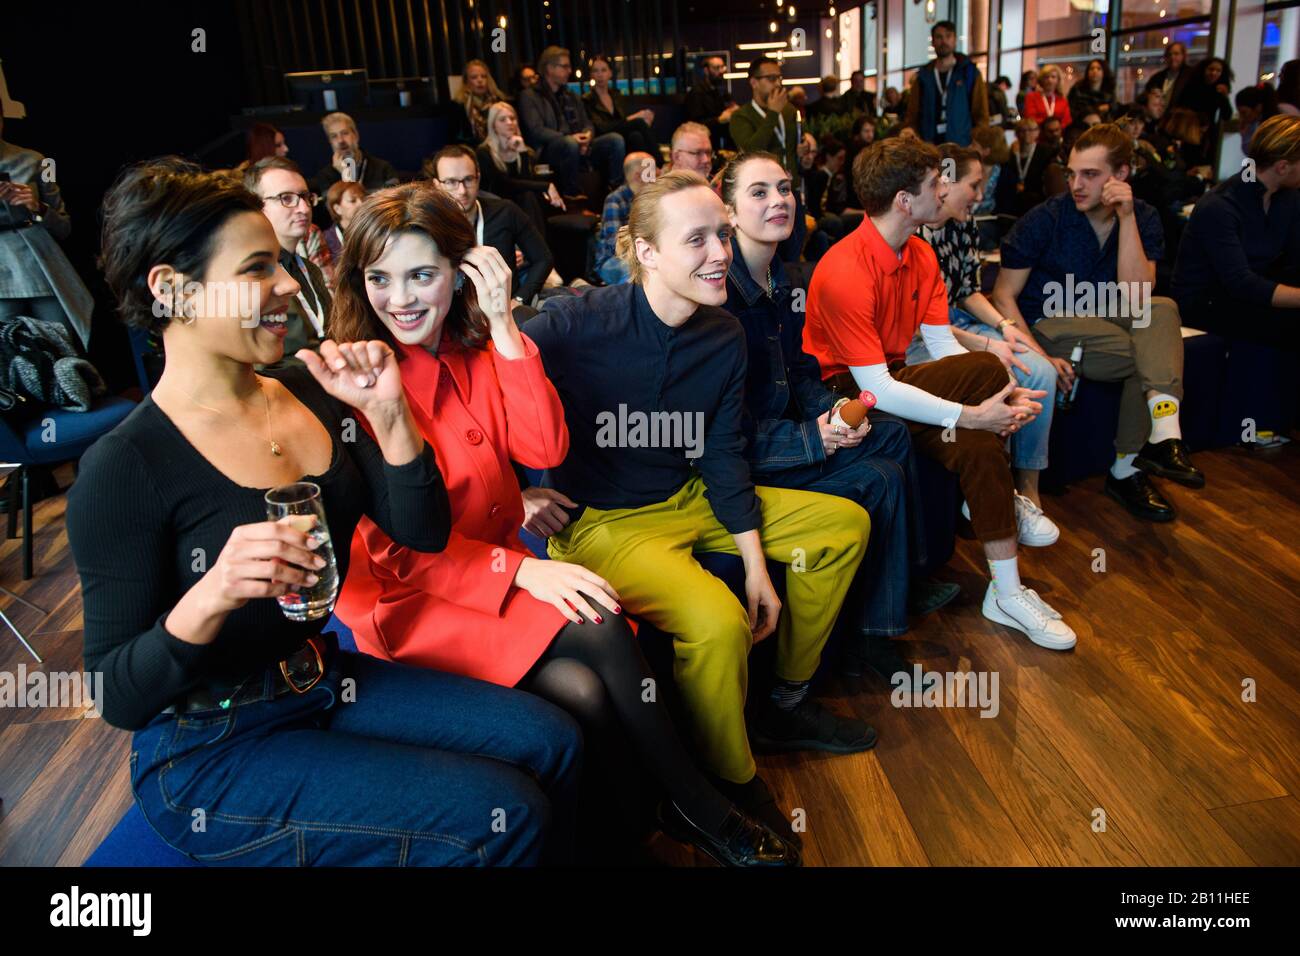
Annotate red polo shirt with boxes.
[803,215,950,378]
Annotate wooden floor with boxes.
[2,446,1299,867]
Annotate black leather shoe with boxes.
[710,772,803,849]
[1105,471,1175,522]
[659,801,801,867]
[1135,438,1205,488]
[842,632,913,680]
[751,697,877,754]
[908,577,962,616]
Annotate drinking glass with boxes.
[263,482,339,621]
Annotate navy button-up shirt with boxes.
[527,282,762,535]
[724,238,838,473]
[1000,192,1165,324]
[1173,175,1300,309]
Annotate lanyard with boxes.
[1017,143,1035,179]
[1043,93,1056,118]
[753,100,786,150]
[294,255,325,337]
[471,201,484,245]
[935,64,955,133]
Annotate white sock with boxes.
[1147,393,1182,443]
[988,557,1022,597]
[1111,453,1139,480]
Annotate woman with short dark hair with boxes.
[74,157,581,866]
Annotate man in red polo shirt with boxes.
[805,137,1077,650]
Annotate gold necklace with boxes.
[182,377,283,456]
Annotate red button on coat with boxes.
[466,428,484,445]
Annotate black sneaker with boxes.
[658,801,800,867]
[1135,438,1205,488]
[908,578,962,616]
[751,697,877,755]
[1104,471,1175,522]
[842,633,912,681]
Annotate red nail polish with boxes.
[614,605,622,614]
[595,616,604,624]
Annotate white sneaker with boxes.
[1022,587,1063,620]
[982,582,1077,650]
[961,496,1059,547]
[1014,494,1059,547]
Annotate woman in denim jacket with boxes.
[720,152,956,679]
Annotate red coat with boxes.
[335,333,570,687]
[1024,90,1072,128]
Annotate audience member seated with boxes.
[1016,70,1038,115]
[668,121,716,180]
[991,124,1205,522]
[527,170,876,845]
[807,76,845,120]
[476,101,567,237]
[1279,59,1300,116]
[997,117,1052,216]
[881,86,905,119]
[454,59,507,143]
[309,112,400,196]
[321,180,365,268]
[427,145,553,307]
[903,19,989,146]
[1146,41,1193,108]
[1163,107,1213,175]
[1234,85,1279,152]
[804,137,1076,650]
[509,63,540,101]
[805,138,865,242]
[685,55,739,149]
[720,151,953,680]
[988,75,1014,127]
[1136,88,1173,154]
[518,46,626,199]
[327,183,794,868]
[1068,59,1118,124]
[1119,107,1206,241]
[1173,114,1300,353]
[842,70,877,117]
[1023,65,1072,129]
[595,152,657,285]
[75,157,580,867]
[845,114,878,175]
[244,122,289,163]
[0,113,93,350]
[787,87,809,115]
[917,144,1059,521]
[970,124,1010,219]
[584,54,662,161]
[1175,57,1234,160]
[244,158,330,362]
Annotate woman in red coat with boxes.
[1023,64,1072,129]
[329,183,795,867]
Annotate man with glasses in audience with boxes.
[518,46,626,199]
[686,55,739,149]
[244,157,329,364]
[428,145,553,306]
[668,122,716,180]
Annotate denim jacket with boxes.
[724,238,838,473]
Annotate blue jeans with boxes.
[754,412,916,636]
[131,644,582,866]
[540,132,626,195]
[906,309,1056,471]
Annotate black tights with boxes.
[520,614,731,835]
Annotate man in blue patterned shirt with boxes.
[594,152,656,285]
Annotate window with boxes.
[1260,4,1300,81]
[1021,0,1108,48]
[1119,0,1214,31]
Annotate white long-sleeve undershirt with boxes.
[848,324,967,426]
